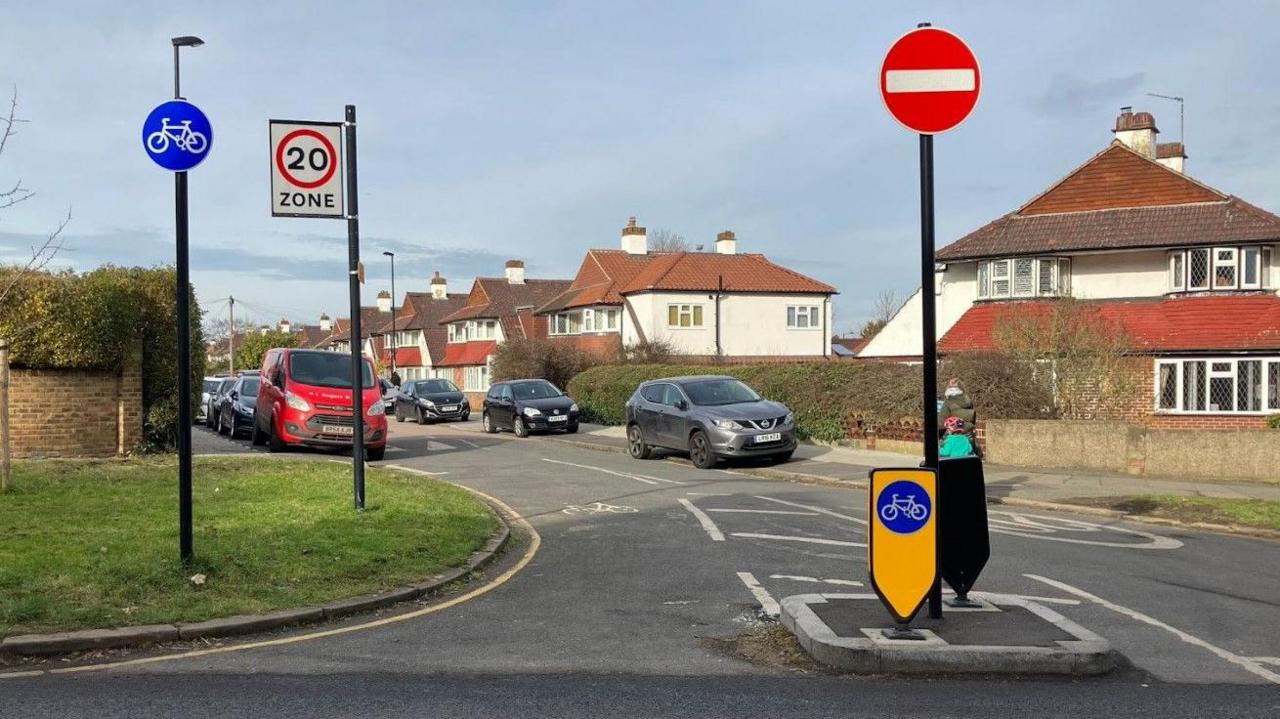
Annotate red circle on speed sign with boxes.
[880,27,980,135]
[275,129,338,189]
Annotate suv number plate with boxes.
[754,432,782,443]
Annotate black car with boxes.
[205,377,236,429]
[482,379,579,437]
[395,378,470,424]
[217,374,260,438]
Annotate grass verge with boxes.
[0,457,498,636]
[1063,494,1280,531]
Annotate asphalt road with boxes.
[5,421,1277,717]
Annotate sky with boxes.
[3,1,1280,335]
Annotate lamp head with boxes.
[172,36,205,48]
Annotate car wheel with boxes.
[268,418,286,453]
[218,412,230,436]
[416,408,428,425]
[482,412,496,434]
[627,424,652,459]
[365,445,385,462]
[564,422,579,434]
[513,416,529,438]
[395,407,404,423]
[251,414,267,446]
[205,409,215,429]
[460,409,470,422]
[689,430,718,469]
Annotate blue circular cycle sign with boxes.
[876,479,932,534]
[141,100,212,171]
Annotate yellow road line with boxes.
[0,483,539,680]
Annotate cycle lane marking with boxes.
[730,532,866,547]
[769,574,864,587]
[678,498,725,541]
[705,508,818,515]
[1026,573,1280,685]
[540,458,660,485]
[736,572,781,617]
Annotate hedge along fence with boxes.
[0,266,205,452]
[566,353,1057,444]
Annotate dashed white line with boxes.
[383,464,449,476]
[736,571,781,617]
[678,498,725,541]
[1249,656,1280,667]
[705,508,818,515]
[540,458,659,485]
[770,574,864,587]
[731,532,866,548]
[754,496,868,525]
[1026,574,1280,685]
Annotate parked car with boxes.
[379,378,399,414]
[624,375,796,469]
[395,378,470,424]
[205,377,236,429]
[217,374,260,438]
[198,376,221,423]
[482,379,578,437]
[252,348,388,460]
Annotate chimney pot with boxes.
[430,270,448,299]
[621,216,648,254]
[715,229,738,254]
[1113,107,1159,159]
[505,259,526,284]
[376,290,392,312]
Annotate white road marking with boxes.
[383,464,449,476]
[754,496,868,525]
[705,508,818,515]
[455,439,480,449]
[770,574,864,587]
[678,498,725,541]
[885,68,976,93]
[561,502,637,515]
[731,532,866,548]
[1248,656,1280,667]
[991,511,1183,549]
[974,592,1081,607]
[541,458,659,485]
[1026,574,1280,685]
[736,571,781,617]
[624,472,685,486]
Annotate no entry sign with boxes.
[269,120,345,218]
[880,26,980,135]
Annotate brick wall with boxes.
[4,349,143,458]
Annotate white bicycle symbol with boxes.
[562,502,638,515]
[880,493,928,522]
[146,118,208,155]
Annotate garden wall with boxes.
[6,352,143,458]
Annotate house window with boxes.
[667,304,703,328]
[977,257,1070,299]
[448,322,469,342]
[582,309,594,333]
[1242,247,1261,289]
[552,313,569,335]
[1168,252,1185,291]
[1170,246,1274,293]
[1155,357,1280,414]
[1187,248,1210,289]
[605,309,619,331]
[786,305,820,329]
[1213,248,1238,289]
[463,365,489,392]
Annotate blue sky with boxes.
[2,1,1279,334]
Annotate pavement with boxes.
[5,419,1275,717]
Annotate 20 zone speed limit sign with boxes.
[270,120,344,218]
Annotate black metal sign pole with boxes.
[173,44,194,565]
[920,132,942,619]
[345,104,365,511]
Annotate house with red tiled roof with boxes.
[437,262,572,397]
[860,107,1280,426]
[537,218,837,359]
[368,273,467,382]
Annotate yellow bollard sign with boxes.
[868,468,938,623]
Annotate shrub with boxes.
[939,351,1056,420]
[491,337,603,392]
[0,265,205,451]
[1267,414,1280,430]
[234,330,297,373]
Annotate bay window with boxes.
[977,257,1070,299]
[1155,357,1280,414]
[1169,246,1273,293]
[550,307,621,335]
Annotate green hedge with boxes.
[567,363,923,442]
[0,266,205,451]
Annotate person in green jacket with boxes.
[939,416,974,458]
[938,377,980,456]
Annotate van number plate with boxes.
[323,425,354,436]
[755,432,782,443]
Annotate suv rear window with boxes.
[288,352,375,389]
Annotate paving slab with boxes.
[781,592,1115,676]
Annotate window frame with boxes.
[786,304,821,330]
[977,257,1070,300]
[1153,356,1280,415]
[666,303,704,329]
[1213,247,1239,290]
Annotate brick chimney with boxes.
[319,313,332,332]
[1113,107,1159,159]
[1156,141,1187,174]
[430,271,448,299]
[621,216,647,255]
[278,318,291,334]
[505,259,526,284]
[715,230,737,255]
[376,290,392,312]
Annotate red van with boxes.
[252,348,388,460]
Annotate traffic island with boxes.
[780,592,1115,676]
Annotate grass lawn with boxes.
[1066,494,1280,531]
[0,457,498,636]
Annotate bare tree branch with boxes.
[0,208,71,307]
[0,88,33,211]
[648,228,690,252]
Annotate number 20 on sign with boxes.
[269,120,345,218]
[868,468,938,624]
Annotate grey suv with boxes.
[625,375,796,468]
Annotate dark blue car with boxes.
[218,375,260,438]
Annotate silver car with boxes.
[624,375,796,469]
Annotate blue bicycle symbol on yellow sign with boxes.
[142,100,212,171]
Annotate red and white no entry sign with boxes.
[269,120,345,218]
[880,26,980,135]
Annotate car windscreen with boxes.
[682,379,761,406]
[203,380,219,393]
[511,380,561,400]
[240,378,260,397]
[416,379,459,394]
[218,379,235,392]
[288,352,375,389]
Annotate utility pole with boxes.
[228,295,235,374]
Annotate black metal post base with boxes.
[882,623,927,641]
[945,594,982,609]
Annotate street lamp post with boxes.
[171,34,203,565]
[382,251,396,379]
